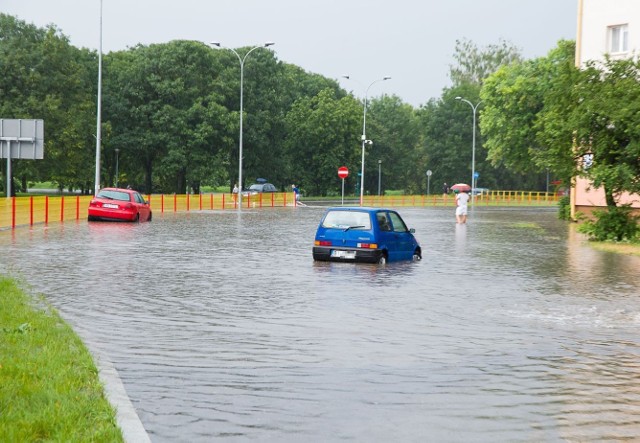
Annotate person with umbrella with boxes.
[452,183,470,224]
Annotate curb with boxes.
[95,352,151,443]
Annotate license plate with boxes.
[103,203,118,209]
[331,250,356,259]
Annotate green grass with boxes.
[588,241,640,257]
[511,222,544,230]
[27,181,57,190]
[0,277,123,442]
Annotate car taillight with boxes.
[315,240,332,246]
[357,243,378,249]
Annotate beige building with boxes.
[573,0,640,217]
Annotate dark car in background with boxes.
[243,182,277,196]
[88,187,152,222]
[312,207,421,264]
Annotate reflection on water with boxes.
[2,207,640,441]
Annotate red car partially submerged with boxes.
[88,187,152,222]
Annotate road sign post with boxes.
[338,166,349,206]
[1,119,44,198]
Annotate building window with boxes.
[609,24,629,54]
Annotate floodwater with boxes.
[2,206,640,442]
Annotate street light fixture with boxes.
[343,75,391,206]
[210,41,275,208]
[455,96,482,207]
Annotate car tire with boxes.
[148,212,152,222]
[88,215,96,222]
[134,214,140,223]
[377,253,387,265]
[412,251,421,261]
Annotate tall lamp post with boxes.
[377,159,382,196]
[114,148,119,187]
[211,41,275,208]
[455,96,481,206]
[343,75,391,206]
[94,0,103,195]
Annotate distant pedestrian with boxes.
[291,184,300,201]
[232,183,238,202]
[454,189,470,224]
[443,182,449,195]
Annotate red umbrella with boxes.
[451,183,471,192]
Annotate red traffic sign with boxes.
[338,166,349,179]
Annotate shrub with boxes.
[558,196,571,220]
[577,205,640,242]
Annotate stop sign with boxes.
[338,166,349,179]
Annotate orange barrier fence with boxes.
[362,191,560,207]
[151,192,292,212]
[0,191,559,231]
[0,192,294,230]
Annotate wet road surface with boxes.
[2,206,640,442]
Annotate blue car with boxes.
[312,207,421,264]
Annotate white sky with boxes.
[3,0,577,107]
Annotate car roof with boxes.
[99,187,135,193]
[325,207,395,214]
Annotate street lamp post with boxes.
[377,159,382,196]
[211,41,275,208]
[94,0,103,195]
[455,96,482,206]
[114,148,119,187]
[343,76,391,206]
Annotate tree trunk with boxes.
[144,160,153,195]
[604,184,616,207]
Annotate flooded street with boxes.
[2,206,640,442]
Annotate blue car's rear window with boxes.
[322,211,371,230]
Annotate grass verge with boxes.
[0,277,123,442]
[588,241,640,257]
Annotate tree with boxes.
[365,95,423,194]
[284,89,361,196]
[482,39,640,205]
[419,88,481,191]
[543,55,640,206]
[0,14,96,194]
[449,38,522,87]
[103,41,232,193]
[480,40,576,183]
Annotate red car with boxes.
[88,187,152,222]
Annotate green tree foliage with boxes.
[364,95,423,194]
[0,14,96,193]
[103,40,233,193]
[482,40,640,205]
[4,12,585,198]
[480,41,576,181]
[554,56,640,206]
[284,89,361,196]
[418,88,481,190]
[425,37,546,192]
[449,38,523,87]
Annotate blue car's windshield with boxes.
[322,211,371,230]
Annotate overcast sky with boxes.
[4,0,577,107]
